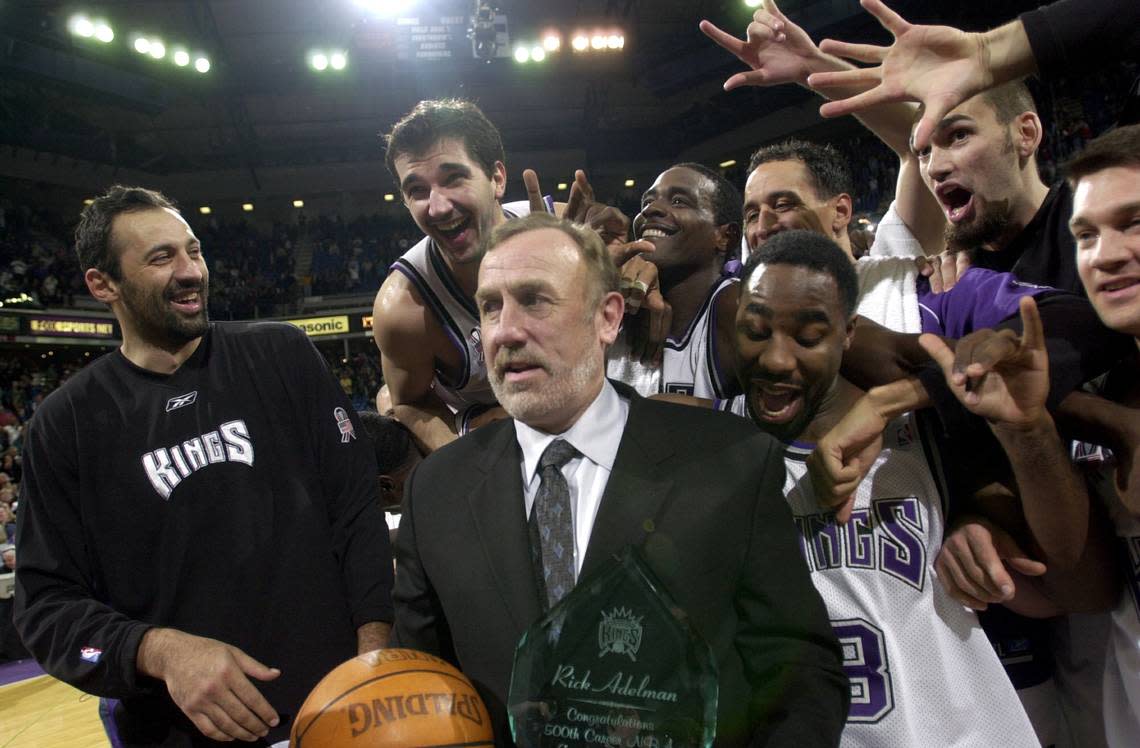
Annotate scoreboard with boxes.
[393,11,510,61]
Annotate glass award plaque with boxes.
[508,547,717,748]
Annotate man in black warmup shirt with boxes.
[13,186,394,747]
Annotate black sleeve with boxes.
[14,403,157,699]
[1020,0,1140,79]
[296,330,394,627]
[918,291,1133,438]
[736,436,849,747]
[389,463,456,661]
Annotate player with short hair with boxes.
[727,229,1041,746]
[606,162,743,398]
[373,99,552,453]
[14,185,393,746]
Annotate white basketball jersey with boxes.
[606,275,738,399]
[1089,464,1140,748]
[782,413,1038,747]
[389,201,532,412]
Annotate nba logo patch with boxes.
[469,327,484,365]
[894,422,913,448]
[334,407,356,443]
[80,646,103,663]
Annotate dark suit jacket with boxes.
[392,384,848,746]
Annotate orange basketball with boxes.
[290,648,495,747]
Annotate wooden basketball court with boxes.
[0,662,108,748]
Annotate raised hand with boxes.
[917,249,971,293]
[522,169,552,215]
[806,394,887,523]
[919,296,1048,429]
[699,0,825,89]
[807,0,996,150]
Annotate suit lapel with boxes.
[467,425,544,632]
[580,391,676,578]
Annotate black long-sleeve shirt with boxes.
[14,322,393,745]
[1020,0,1140,79]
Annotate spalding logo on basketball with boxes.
[290,648,495,747]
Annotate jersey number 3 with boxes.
[832,618,894,723]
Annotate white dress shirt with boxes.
[514,380,630,578]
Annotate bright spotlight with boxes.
[591,35,605,50]
[199,206,211,215]
[330,51,347,70]
[242,203,254,212]
[572,36,588,51]
[557,182,567,190]
[292,199,304,208]
[94,23,114,43]
[514,46,530,63]
[194,56,211,73]
[353,0,417,17]
[133,37,150,54]
[173,49,190,66]
[311,52,329,71]
[148,40,166,59]
[83,198,94,206]
[69,15,94,37]
[624,178,635,187]
[543,35,560,51]
[383,193,395,202]
[719,159,737,168]
[531,46,545,62]
[607,35,622,49]
[745,0,763,7]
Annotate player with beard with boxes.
[13,186,393,747]
[605,163,743,399]
[933,126,1140,747]
[730,229,1049,746]
[807,0,1139,294]
[373,99,565,454]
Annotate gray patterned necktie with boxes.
[530,439,580,609]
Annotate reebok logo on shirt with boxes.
[165,391,198,412]
[141,419,254,499]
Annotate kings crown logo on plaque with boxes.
[508,547,717,748]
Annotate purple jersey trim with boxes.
[98,698,127,748]
[917,267,1052,337]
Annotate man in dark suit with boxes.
[391,211,847,746]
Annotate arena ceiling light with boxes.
[309,49,348,72]
[570,30,625,54]
[148,40,166,59]
[719,159,737,168]
[293,199,305,208]
[543,34,561,51]
[744,0,763,7]
[199,206,211,215]
[242,203,254,212]
[353,0,417,17]
[173,48,190,67]
[194,56,211,73]
[624,178,635,187]
[68,14,95,37]
[383,193,395,202]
